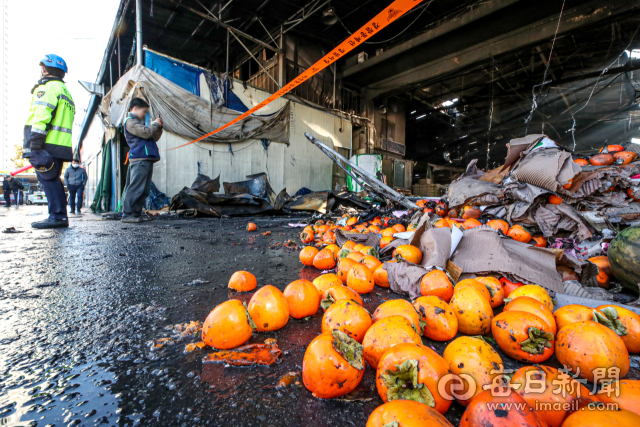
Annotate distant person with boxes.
[22,54,75,229]
[121,98,163,223]
[10,177,24,207]
[2,175,11,207]
[64,159,87,214]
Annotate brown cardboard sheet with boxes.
[335,230,381,248]
[449,227,564,293]
[511,148,580,193]
[500,134,545,172]
[447,178,504,208]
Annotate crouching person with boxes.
[122,98,163,223]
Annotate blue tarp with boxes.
[145,50,201,96]
[145,50,249,113]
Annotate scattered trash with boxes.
[2,227,22,233]
[202,340,282,366]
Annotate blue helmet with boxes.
[40,54,68,73]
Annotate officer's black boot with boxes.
[31,218,69,229]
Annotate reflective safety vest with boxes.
[23,77,75,160]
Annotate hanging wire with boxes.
[336,0,435,45]
[524,0,566,131]
[567,23,640,151]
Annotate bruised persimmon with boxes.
[562,408,640,427]
[342,240,356,251]
[321,285,363,310]
[420,270,454,302]
[507,284,553,311]
[228,270,257,292]
[507,224,532,243]
[549,194,562,205]
[598,379,640,417]
[322,231,335,244]
[413,296,458,341]
[435,203,449,217]
[492,310,555,363]
[202,300,255,349]
[500,277,524,297]
[395,245,423,264]
[450,285,493,335]
[366,400,454,427]
[360,245,379,257]
[454,278,492,303]
[324,244,340,259]
[368,225,381,234]
[247,222,257,231]
[379,236,394,249]
[381,228,396,237]
[447,208,459,218]
[504,296,556,334]
[376,343,452,414]
[373,299,422,335]
[362,255,382,271]
[475,276,505,308]
[614,151,638,165]
[459,388,549,427]
[589,255,611,289]
[363,315,421,369]
[283,280,320,319]
[553,304,593,331]
[300,230,314,244]
[555,320,629,383]
[312,274,342,296]
[511,365,598,427]
[461,218,482,229]
[487,219,509,234]
[462,206,481,219]
[302,330,364,398]
[322,299,372,343]
[347,251,365,263]
[372,264,390,288]
[347,263,374,294]
[247,285,290,332]
[337,258,357,283]
[596,304,640,353]
[313,248,336,270]
[392,224,406,233]
[346,216,358,226]
[443,336,504,406]
[299,246,319,266]
[434,218,450,228]
[589,153,614,166]
[532,235,548,247]
[574,158,589,166]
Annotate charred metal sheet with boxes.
[286,192,329,213]
[223,173,277,204]
[304,133,417,209]
[192,173,220,194]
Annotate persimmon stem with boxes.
[381,359,436,406]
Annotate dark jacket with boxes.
[64,166,87,187]
[9,180,24,191]
[2,179,10,193]
[124,113,163,162]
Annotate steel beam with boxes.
[166,0,281,53]
[348,0,640,99]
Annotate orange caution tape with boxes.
[168,0,426,151]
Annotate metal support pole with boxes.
[135,0,143,66]
[117,35,122,77]
[226,30,229,108]
[278,25,285,87]
[229,29,280,89]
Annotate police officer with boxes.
[22,55,75,229]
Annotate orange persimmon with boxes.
[491,310,555,363]
[302,330,364,399]
[202,300,255,349]
[247,285,290,332]
[420,270,454,302]
[299,246,319,266]
[322,299,372,343]
[362,315,421,369]
[347,263,374,294]
[413,296,458,341]
[366,400,454,427]
[283,279,320,319]
[507,224,532,243]
[228,270,257,292]
[321,284,363,310]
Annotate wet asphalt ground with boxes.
[1,205,640,427]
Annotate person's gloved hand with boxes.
[29,133,46,151]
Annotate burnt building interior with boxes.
[92,0,640,195]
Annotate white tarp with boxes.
[99,65,290,144]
